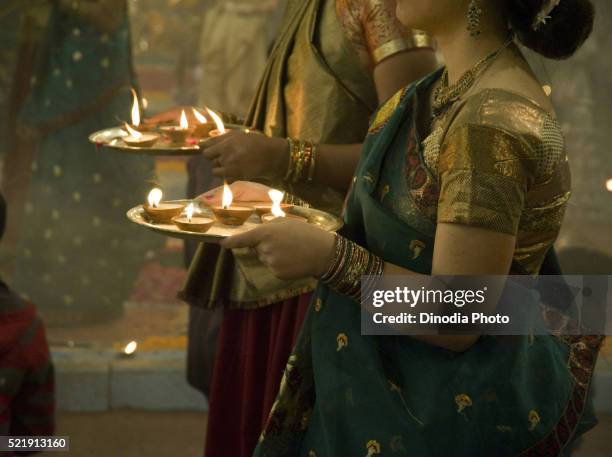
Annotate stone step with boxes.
[52,347,207,412]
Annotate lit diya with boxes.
[261,189,308,223]
[206,108,229,138]
[159,110,194,144]
[211,182,254,226]
[255,189,293,217]
[191,108,214,138]
[129,88,153,133]
[143,188,184,223]
[172,202,215,233]
[123,123,159,147]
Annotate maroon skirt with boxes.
[204,292,312,457]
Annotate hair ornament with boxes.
[532,0,561,30]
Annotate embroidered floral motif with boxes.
[380,184,390,201]
[337,333,349,351]
[455,394,473,413]
[365,440,381,456]
[409,239,425,259]
[528,410,541,431]
[314,298,322,312]
[368,88,407,134]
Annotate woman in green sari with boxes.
[209,0,602,455]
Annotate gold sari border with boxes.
[372,31,436,65]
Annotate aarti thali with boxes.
[126,198,343,243]
[88,123,245,156]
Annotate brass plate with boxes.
[126,199,343,243]
[89,124,245,156]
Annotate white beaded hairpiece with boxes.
[532,0,561,30]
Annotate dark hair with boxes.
[506,0,595,59]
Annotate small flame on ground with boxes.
[192,108,207,124]
[542,85,552,97]
[186,202,195,222]
[269,189,286,218]
[130,88,140,126]
[206,108,225,134]
[606,178,612,192]
[124,122,142,139]
[148,188,163,207]
[180,110,189,129]
[222,182,233,209]
[123,341,138,355]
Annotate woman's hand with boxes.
[200,131,288,181]
[221,219,336,281]
[199,181,273,206]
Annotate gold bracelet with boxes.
[293,140,306,183]
[307,144,317,183]
[284,138,300,181]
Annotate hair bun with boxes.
[507,0,595,59]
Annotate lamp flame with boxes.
[147,188,163,208]
[179,110,189,129]
[186,202,195,222]
[192,108,207,124]
[221,182,233,209]
[123,340,137,355]
[269,189,286,218]
[124,122,142,139]
[130,88,140,126]
[206,108,225,134]
[606,178,612,192]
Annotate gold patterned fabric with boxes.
[425,89,570,274]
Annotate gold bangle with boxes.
[284,138,299,181]
[307,144,317,183]
[372,30,436,65]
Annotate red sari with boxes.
[204,294,311,457]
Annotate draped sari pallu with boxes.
[255,73,603,457]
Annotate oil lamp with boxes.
[191,108,214,138]
[211,182,254,226]
[160,110,194,144]
[172,202,215,233]
[206,108,228,137]
[123,122,159,147]
[254,189,294,218]
[143,188,184,223]
[118,340,138,358]
[261,189,307,223]
[129,88,153,133]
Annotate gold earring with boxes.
[467,0,482,37]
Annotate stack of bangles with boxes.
[285,138,318,183]
[319,233,385,302]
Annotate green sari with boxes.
[254,72,602,456]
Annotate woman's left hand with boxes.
[221,219,336,281]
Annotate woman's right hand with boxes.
[199,181,273,206]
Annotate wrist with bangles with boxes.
[318,233,385,302]
[285,138,318,184]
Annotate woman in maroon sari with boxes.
[180,1,438,455]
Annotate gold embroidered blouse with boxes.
[385,88,570,275]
